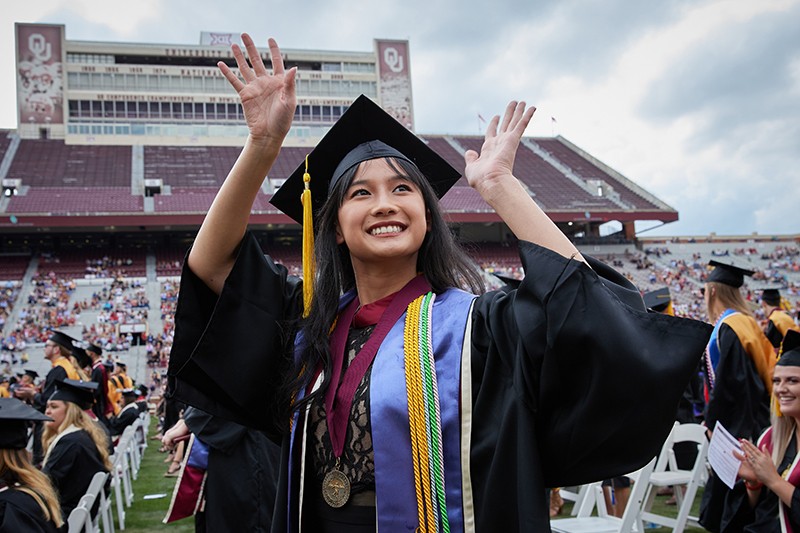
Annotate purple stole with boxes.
[759,427,800,533]
[287,288,475,532]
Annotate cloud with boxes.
[0,0,797,236]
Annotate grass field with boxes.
[125,418,707,531]
[121,418,193,532]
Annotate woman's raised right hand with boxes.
[218,33,297,146]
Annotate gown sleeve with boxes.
[469,240,712,488]
[167,231,304,438]
[704,324,771,440]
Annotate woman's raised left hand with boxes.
[464,101,535,195]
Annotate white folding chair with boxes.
[639,422,709,532]
[66,471,108,533]
[108,452,127,530]
[550,457,657,533]
[560,483,603,517]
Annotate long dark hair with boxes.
[288,157,484,410]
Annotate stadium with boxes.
[1,20,799,532]
[2,23,798,380]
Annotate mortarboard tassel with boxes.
[301,155,315,317]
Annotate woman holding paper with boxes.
[736,329,800,532]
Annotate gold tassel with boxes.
[772,393,783,418]
[301,155,315,317]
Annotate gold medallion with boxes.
[322,468,350,508]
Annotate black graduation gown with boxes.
[0,483,60,533]
[184,406,282,532]
[108,403,139,437]
[167,232,712,532]
[33,365,68,412]
[90,363,109,422]
[42,430,108,519]
[700,323,772,532]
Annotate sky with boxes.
[2,0,799,237]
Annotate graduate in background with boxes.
[761,288,799,350]
[699,261,776,532]
[41,379,112,520]
[167,34,712,531]
[0,398,62,532]
[735,330,800,531]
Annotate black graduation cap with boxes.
[706,260,755,288]
[761,288,782,306]
[86,343,102,356]
[643,287,672,313]
[49,379,98,410]
[24,369,39,380]
[270,94,461,224]
[136,384,149,397]
[71,345,91,369]
[121,387,138,399]
[0,397,52,449]
[116,362,127,370]
[49,330,76,351]
[777,330,800,367]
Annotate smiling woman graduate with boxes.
[167,34,712,532]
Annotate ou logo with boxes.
[383,47,404,73]
[28,33,53,62]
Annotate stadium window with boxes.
[115,101,126,117]
[138,102,149,118]
[103,125,114,134]
[161,102,172,119]
[148,74,159,90]
[79,125,90,135]
[322,106,332,120]
[103,101,113,117]
[194,103,204,120]
[312,105,321,121]
[216,103,227,119]
[114,73,127,89]
[68,101,79,118]
[91,101,103,118]
[115,125,129,135]
[131,124,145,135]
[227,103,238,119]
[80,101,91,117]
[91,125,102,135]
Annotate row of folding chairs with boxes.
[68,411,150,533]
[552,422,709,533]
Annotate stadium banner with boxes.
[15,23,65,125]
[375,39,414,131]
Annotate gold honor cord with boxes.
[405,292,449,532]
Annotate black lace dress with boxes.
[304,325,377,531]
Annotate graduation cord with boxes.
[405,292,450,533]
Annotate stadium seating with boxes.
[7,141,131,187]
[7,187,142,214]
